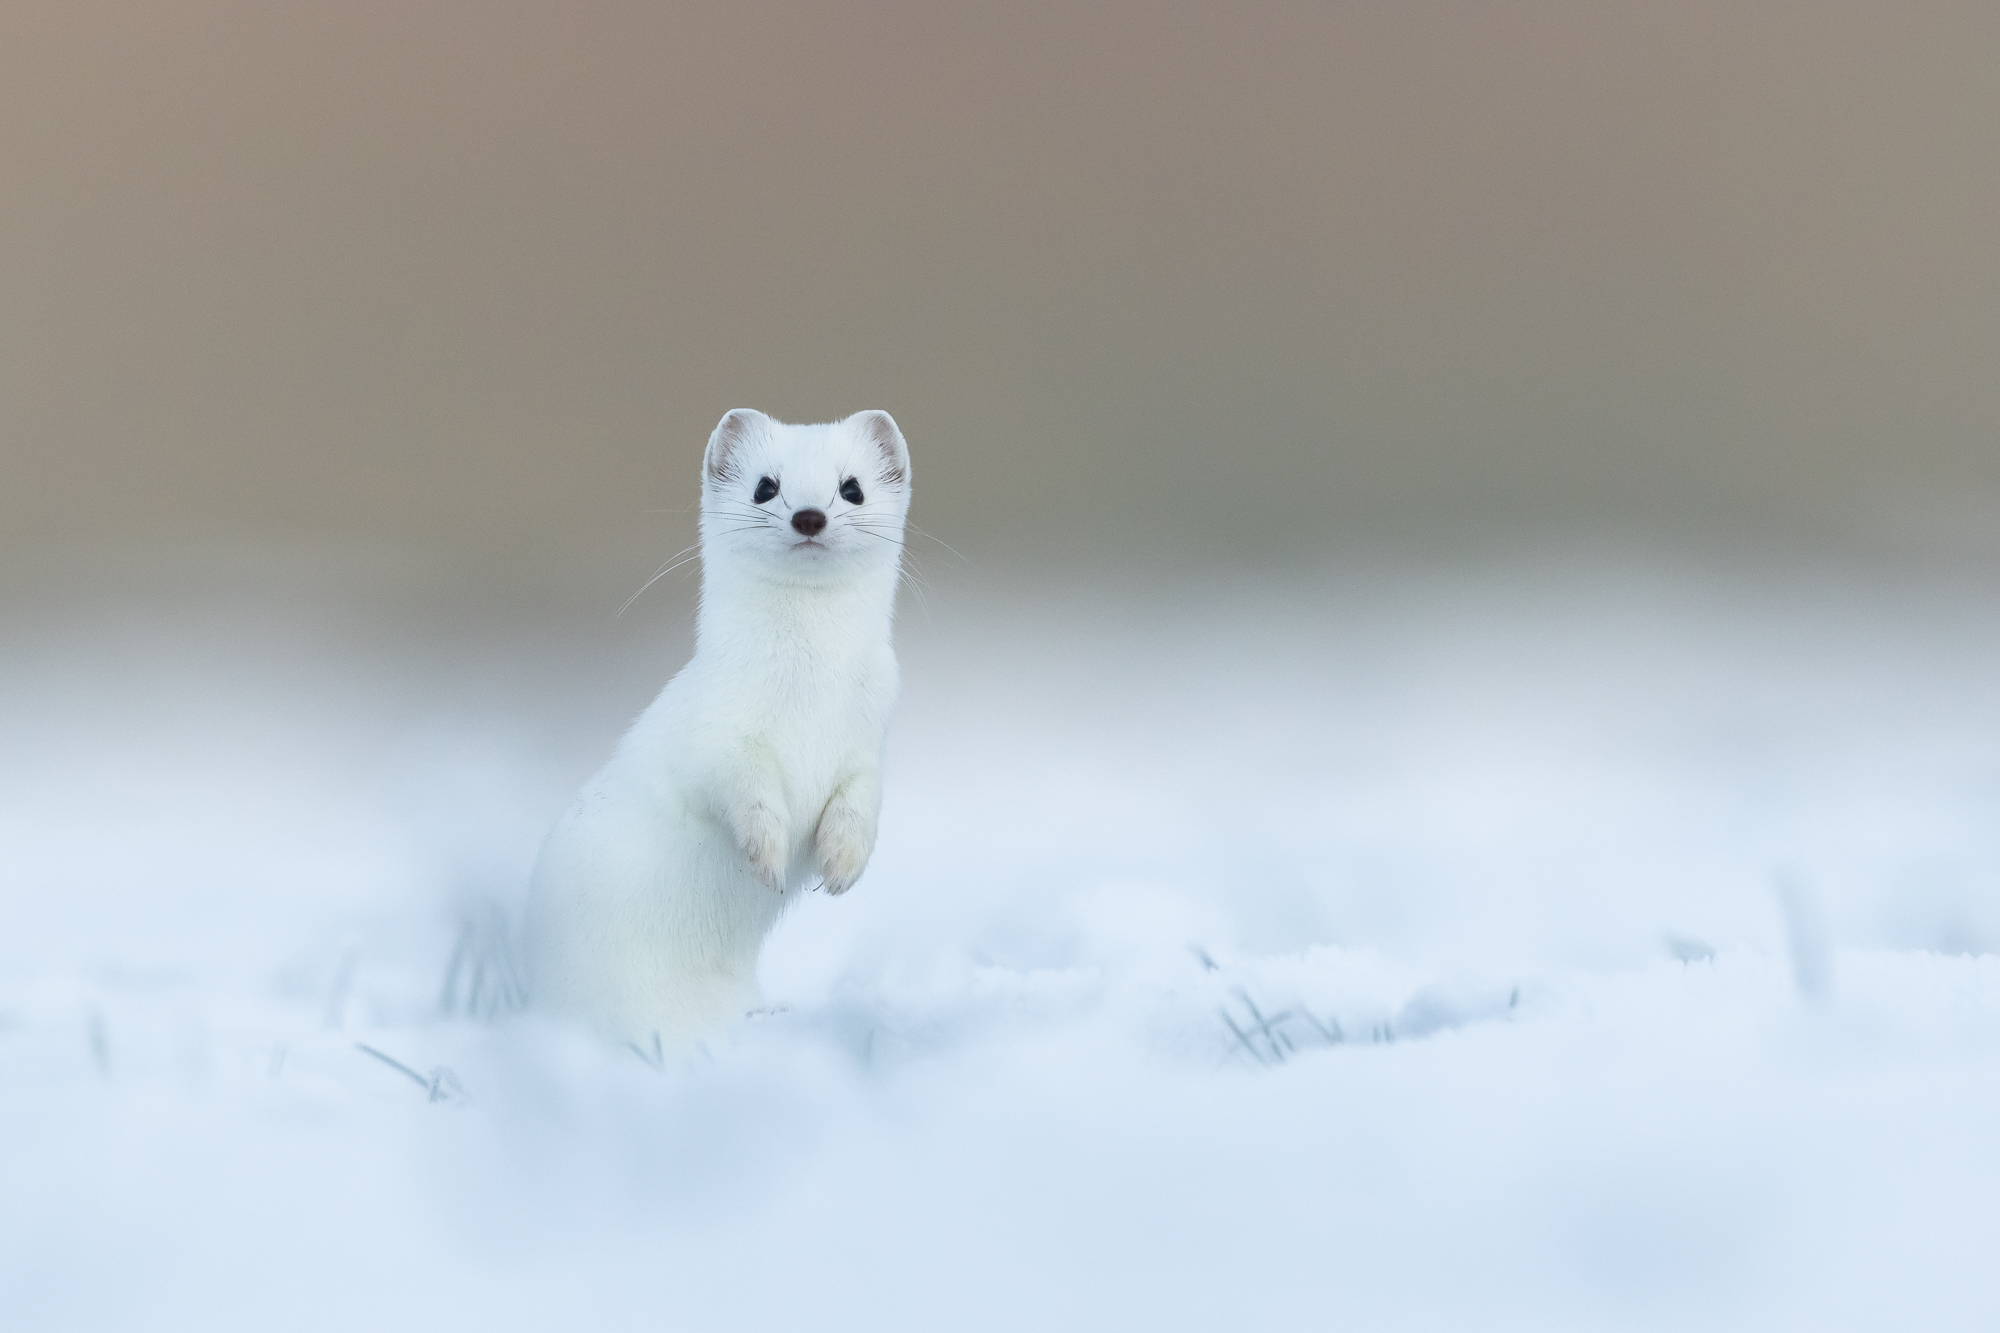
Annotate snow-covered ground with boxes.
[3,550,1997,1330]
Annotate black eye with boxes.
[753,476,779,504]
[839,477,865,505]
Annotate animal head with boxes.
[700,409,912,579]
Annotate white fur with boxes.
[524,409,911,1044]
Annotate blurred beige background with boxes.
[4,0,1997,570]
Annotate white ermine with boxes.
[524,408,911,1043]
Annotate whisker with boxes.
[846,528,925,578]
[904,521,967,562]
[618,547,704,616]
[896,564,929,613]
[632,542,700,584]
[889,545,932,600]
[704,498,775,516]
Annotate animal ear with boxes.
[705,409,768,484]
[848,410,909,486]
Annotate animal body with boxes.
[524,408,911,1043]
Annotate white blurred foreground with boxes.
[2,551,1997,1331]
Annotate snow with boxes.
[3,550,1998,1330]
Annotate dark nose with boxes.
[790,508,827,537]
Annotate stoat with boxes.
[524,408,911,1043]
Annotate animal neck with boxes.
[695,554,899,665]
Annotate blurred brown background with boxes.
[4,1,1997,570]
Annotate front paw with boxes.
[730,800,788,890]
[815,808,874,897]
